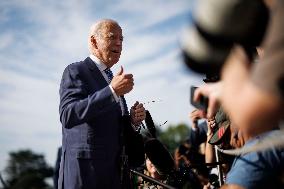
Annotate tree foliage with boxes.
[158,123,190,154]
[4,149,54,189]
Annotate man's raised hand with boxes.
[111,66,134,96]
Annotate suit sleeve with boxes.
[59,65,117,128]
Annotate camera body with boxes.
[182,0,269,74]
[190,86,208,111]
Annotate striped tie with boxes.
[104,68,113,83]
[104,68,128,115]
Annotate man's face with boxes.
[95,22,123,68]
[146,158,157,174]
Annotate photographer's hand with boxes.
[189,109,206,130]
[206,117,216,136]
[194,82,223,118]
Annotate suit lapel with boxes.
[84,57,123,115]
[84,57,108,88]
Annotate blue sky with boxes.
[0,0,204,175]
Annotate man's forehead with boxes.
[101,24,122,35]
[103,22,121,30]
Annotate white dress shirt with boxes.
[89,54,126,114]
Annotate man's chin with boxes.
[111,57,120,63]
[107,58,120,66]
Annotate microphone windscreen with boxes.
[145,110,156,138]
[144,138,175,175]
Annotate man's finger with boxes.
[124,74,133,79]
[132,101,139,108]
[116,66,123,76]
[135,103,144,109]
[193,88,202,102]
[207,98,218,118]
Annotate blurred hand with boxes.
[206,117,216,136]
[130,101,146,126]
[193,82,223,118]
[203,182,211,189]
[111,66,134,96]
[189,109,206,130]
[174,148,189,168]
[221,46,252,129]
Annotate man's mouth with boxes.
[111,50,120,54]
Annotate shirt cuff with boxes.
[131,122,141,132]
[108,85,119,102]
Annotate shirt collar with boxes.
[89,54,108,72]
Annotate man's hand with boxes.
[111,66,134,96]
[130,101,146,126]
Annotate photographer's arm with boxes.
[205,118,216,164]
[221,47,284,139]
[221,184,245,189]
[189,109,206,130]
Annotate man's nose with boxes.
[115,41,122,47]
[115,38,122,46]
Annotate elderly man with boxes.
[58,19,146,189]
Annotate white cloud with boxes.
[111,0,192,33]
[0,33,14,50]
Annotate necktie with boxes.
[104,68,113,83]
[104,68,128,115]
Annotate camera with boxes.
[190,86,208,112]
[181,0,269,75]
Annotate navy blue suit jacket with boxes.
[58,57,132,189]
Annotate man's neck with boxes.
[89,54,107,71]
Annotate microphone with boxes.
[144,138,175,175]
[145,110,156,138]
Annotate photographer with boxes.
[191,0,284,186]
[183,0,284,188]
[174,141,209,189]
[188,109,208,150]
[193,0,284,140]
[137,156,166,189]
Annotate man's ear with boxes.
[91,35,98,49]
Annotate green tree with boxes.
[158,123,190,154]
[4,149,54,189]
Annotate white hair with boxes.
[88,19,119,53]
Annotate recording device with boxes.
[144,139,203,188]
[144,138,175,176]
[181,0,269,75]
[190,86,208,111]
[145,110,156,138]
[121,115,145,167]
